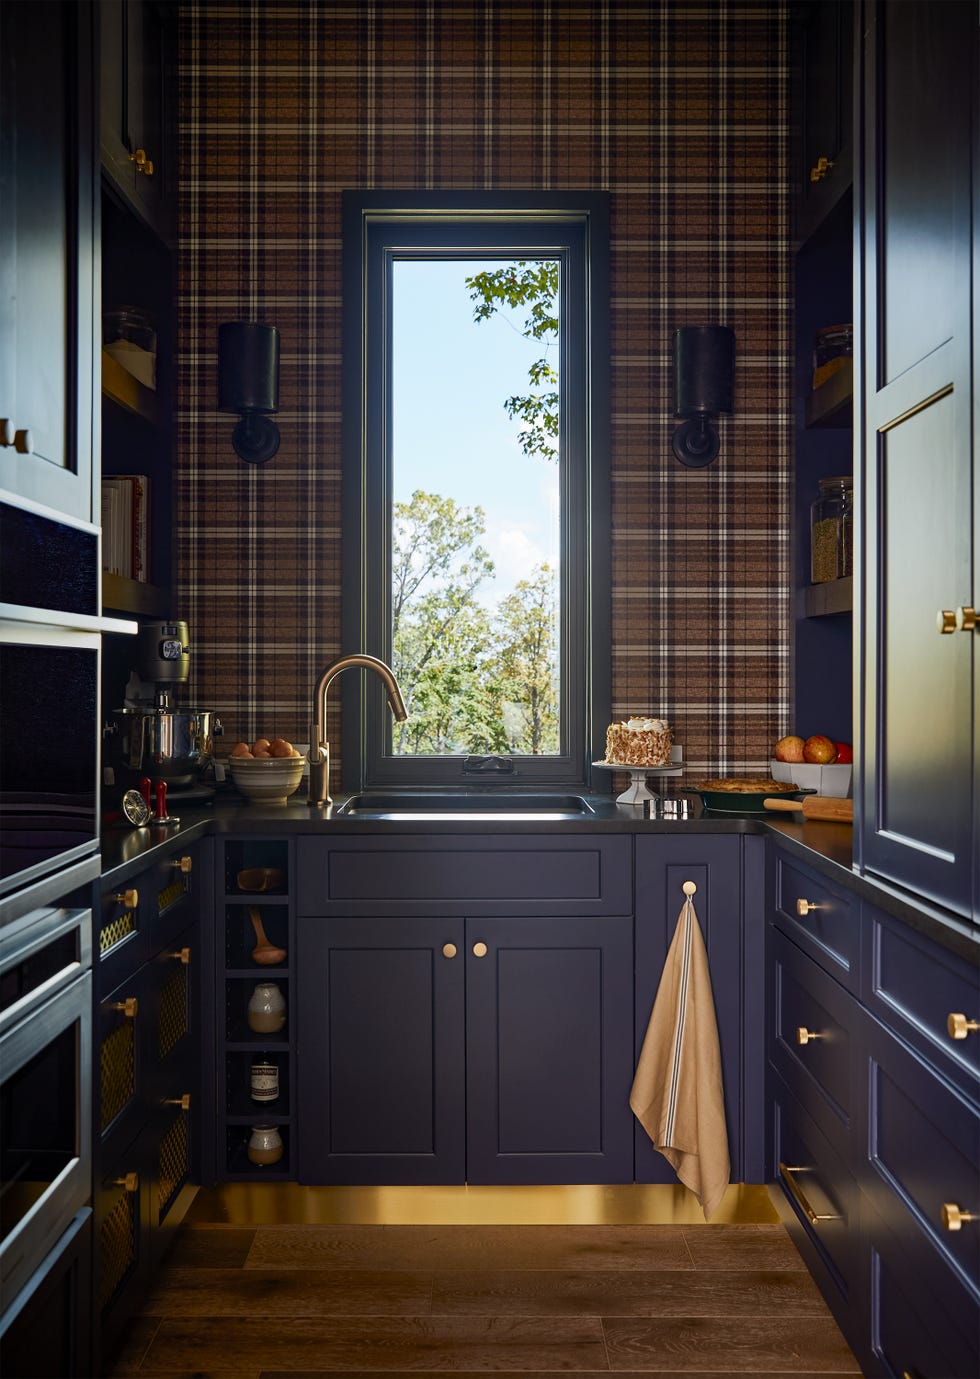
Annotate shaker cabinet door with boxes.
[297,916,466,1184]
[859,0,976,919]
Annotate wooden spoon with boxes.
[249,908,287,965]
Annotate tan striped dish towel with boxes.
[630,888,730,1220]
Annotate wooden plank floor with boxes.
[106,1214,862,1376]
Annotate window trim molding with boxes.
[341,190,610,792]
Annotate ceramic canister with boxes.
[246,1123,283,1166]
[246,981,286,1034]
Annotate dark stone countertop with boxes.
[98,785,979,966]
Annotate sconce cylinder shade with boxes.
[673,326,735,417]
[672,325,735,468]
[218,322,280,413]
[218,322,281,464]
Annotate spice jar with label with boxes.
[246,1123,283,1166]
[810,476,853,584]
[247,981,286,1034]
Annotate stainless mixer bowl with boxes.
[114,708,220,785]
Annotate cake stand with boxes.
[592,760,684,806]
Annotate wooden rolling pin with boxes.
[764,795,853,823]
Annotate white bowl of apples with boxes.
[228,737,305,805]
[771,735,853,797]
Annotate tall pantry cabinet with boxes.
[856,0,978,921]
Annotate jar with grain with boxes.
[247,981,286,1034]
[810,476,853,584]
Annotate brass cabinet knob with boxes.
[955,605,977,632]
[809,155,835,182]
[937,608,957,634]
[796,1026,824,1045]
[0,418,12,446]
[12,427,32,454]
[113,1171,139,1193]
[441,943,457,959]
[170,854,192,873]
[947,1012,980,1039]
[941,1202,977,1231]
[796,898,821,916]
[113,888,139,908]
[167,946,191,965]
[107,996,138,1018]
[164,1093,191,1111]
[472,941,488,958]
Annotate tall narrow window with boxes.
[343,193,609,790]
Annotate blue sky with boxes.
[391,258,560,604]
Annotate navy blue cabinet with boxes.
[635,835,765,1185]
[297,908,634,1186]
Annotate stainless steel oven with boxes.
[0,865,93,1312]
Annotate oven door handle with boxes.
[0,906,93,1033]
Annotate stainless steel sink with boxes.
[335,792,595,819]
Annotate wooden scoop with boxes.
[249,908,287,965]
[764,795,853,823]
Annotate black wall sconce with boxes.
[218,321,281,464]
[671,325,735,468]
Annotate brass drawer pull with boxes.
[113,1171,139,1193]
[163,1093,191,1112]
[779,1162,840,1225]
[947,1012,979,1040]
[472,941,488,958]
[113,888,138,908]
[941,1202,977,1231]
[167,947,191,965]
[130,147,155,175]
[809,155,834,182]
[796,898,822,916]
[441,943,457,959]
[796,1026,824,1045]
[170,855,193,873]
[955,605,976,632]
[106,997,138,1018]
[937,608,957,634]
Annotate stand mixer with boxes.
[108,620,221,805]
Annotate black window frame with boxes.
[341,190,610,792]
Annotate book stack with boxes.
[101,475,151,582]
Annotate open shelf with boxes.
[803,575,853,618]
[102,572,169,617]
[804,357,853,428]
[101,349,166,429]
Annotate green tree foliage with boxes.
[391,491,559,756]
[492,563,560,755]
[465,260,560,463]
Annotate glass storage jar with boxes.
[810,476,853,584]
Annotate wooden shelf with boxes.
[803,575,853,617]
[804,357,853,428]
[101,348,165,428]
[102,572,169,617]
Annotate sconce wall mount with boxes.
[672,325,735,468]
[218,321,281,464]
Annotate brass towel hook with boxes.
[682,880,697,897]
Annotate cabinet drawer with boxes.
[865,903,980,1104]
[297,835,632,916]
[864,1194,979,1379]
[770,928,859,1156]
[774,852,858,987]
[771,1071,858,1310]
[863,1017,980,1305]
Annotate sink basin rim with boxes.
[336,792,596,817]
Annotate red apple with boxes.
[774,734,805,763]
[833,741,853,763]
[803,734,837,764]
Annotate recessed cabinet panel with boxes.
[877,1,970,384]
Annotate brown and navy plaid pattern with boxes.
[177,0,791,780]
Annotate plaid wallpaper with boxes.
[177,0,791,782]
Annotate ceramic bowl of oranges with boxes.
[227,738,305,805]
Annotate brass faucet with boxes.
[307,653,407,806]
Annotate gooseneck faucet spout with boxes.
[307,653,408,806]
